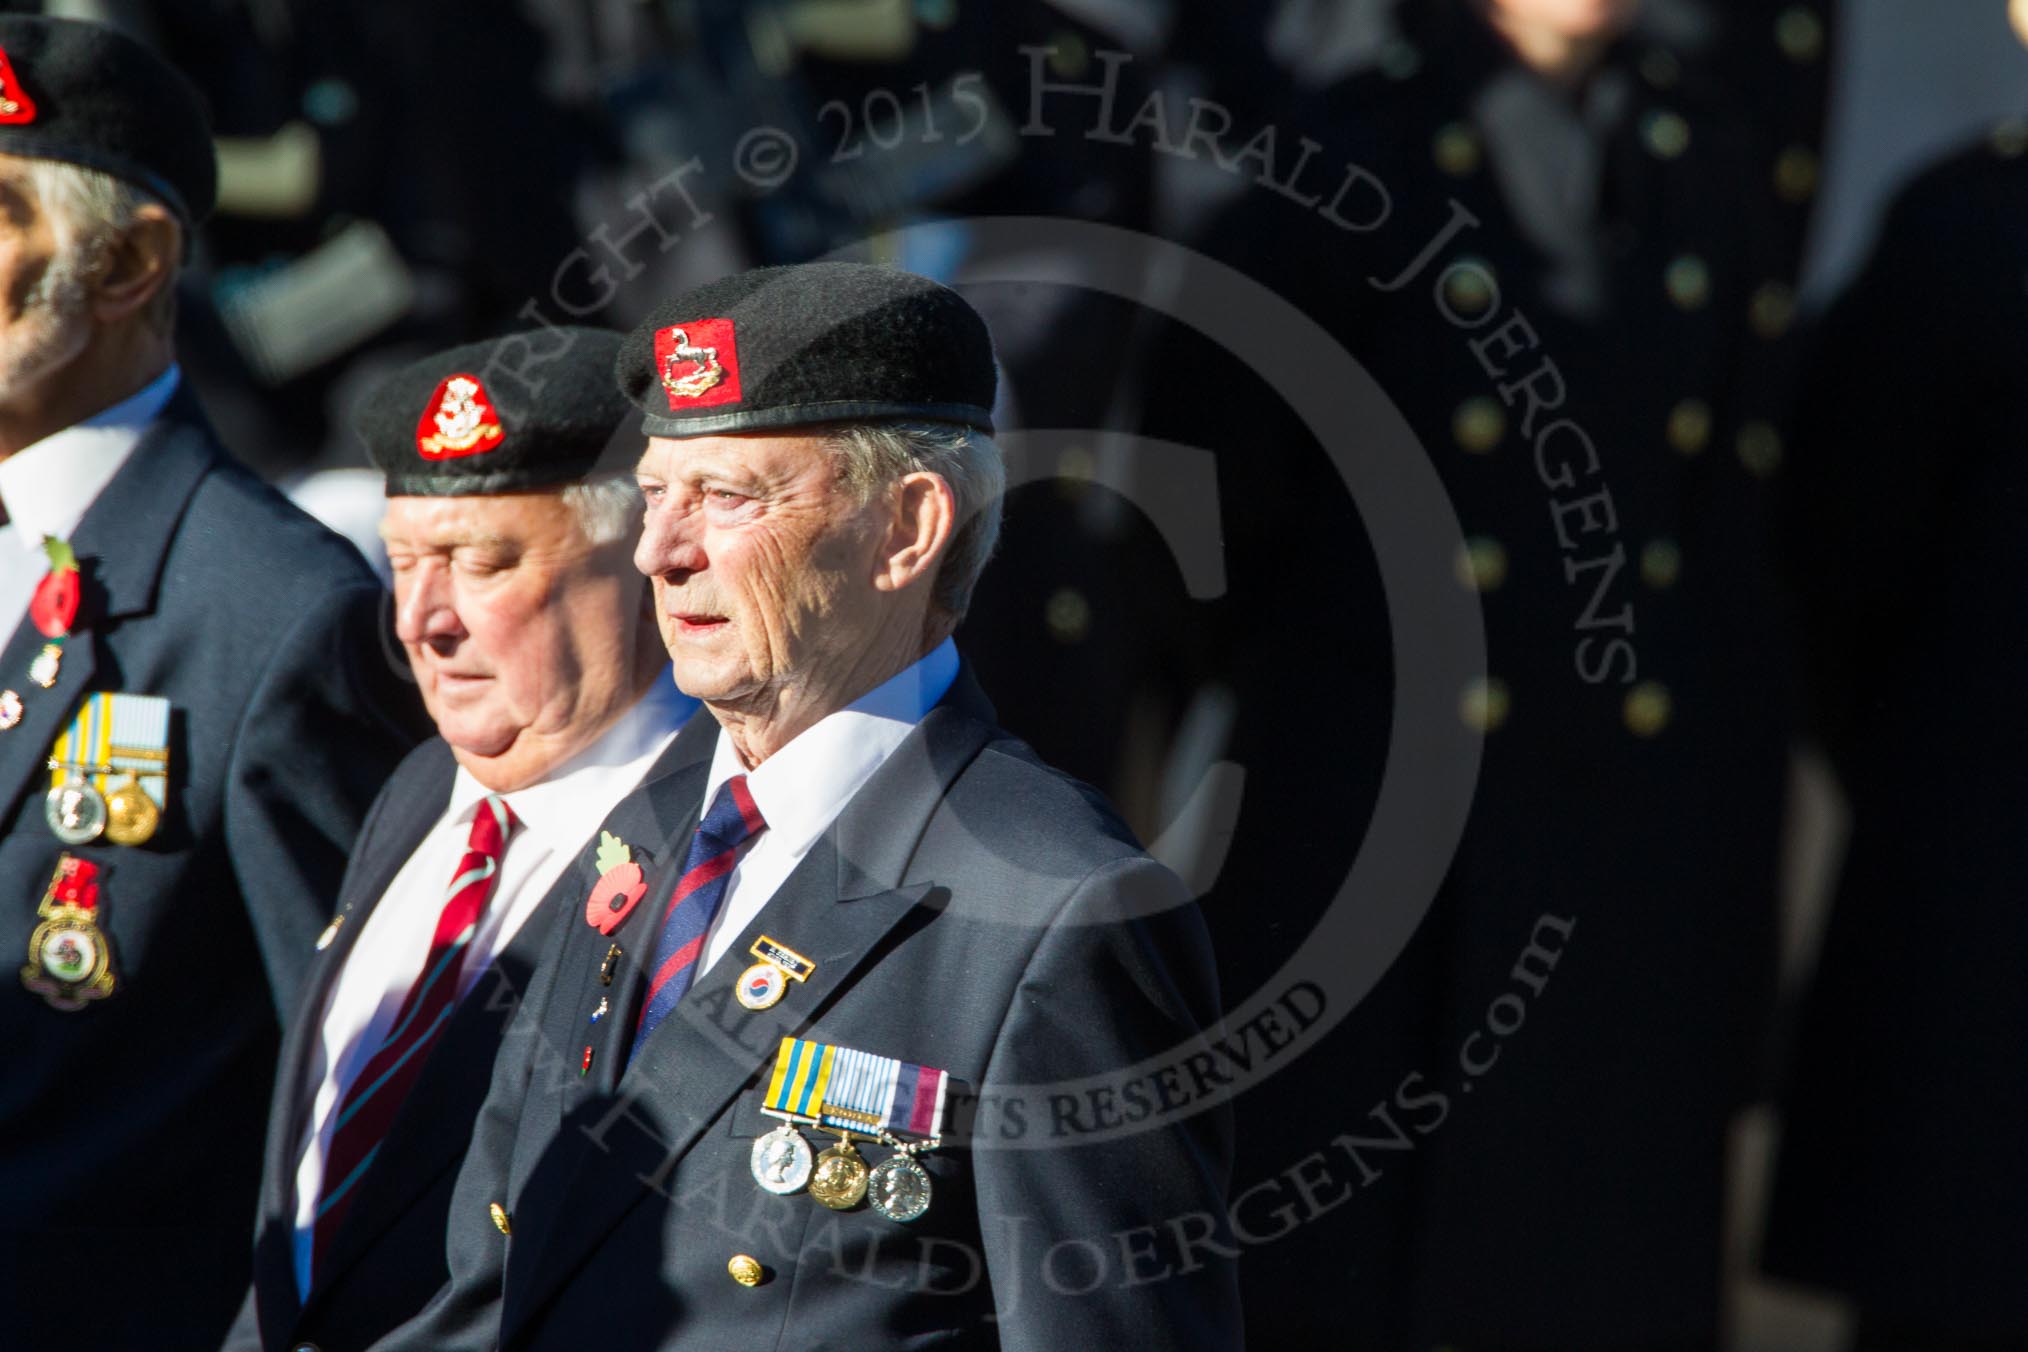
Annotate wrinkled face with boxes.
[383,491,647,788]
[0,154,93,405]
[632,433,887,709]
[1486,0,1638,39]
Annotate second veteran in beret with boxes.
[227,328,706,1352]
[384,263,1241,1351]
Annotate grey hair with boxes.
[24,158,180,331]
[824,420,1005,619]
[559,473,644,547]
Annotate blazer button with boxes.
[728,1254,764,1287]
[489,1202,513,1236]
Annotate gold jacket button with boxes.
[728,1254,764,1287]
[489,1202,513,1236]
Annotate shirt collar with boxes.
[445,669,699,834]
[0,364,180,549]
[702,637,959,855]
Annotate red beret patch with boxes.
[0,45,37,126]
[654,318,741,411]
[416,373,506,459]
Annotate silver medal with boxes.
[867,1152,933,1223]
[750,1123,814,1195]
[45,773,106,845]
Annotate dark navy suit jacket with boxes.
[232,718,717,1352]
[0,387,424,1351]
[388,669,1242,1351]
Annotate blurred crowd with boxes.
[20,0,2025,1347]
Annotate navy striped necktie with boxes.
[629,775,766,1062]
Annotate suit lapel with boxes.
[0,391,214,831]
[309,706,719,1303]
[502,680,999,1339]
[252,741,455,1345]
[278,745,457,1162]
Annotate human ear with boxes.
[88,205,179,325]
[872,471,955,594]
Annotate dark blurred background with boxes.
[17,1,2028,1348]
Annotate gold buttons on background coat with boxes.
[1666,399,1712,455]
[1453,397,1505,454]
[729,1254,764,1287]
[1624,682,1673,737]
[1460,677,1510,733]
[1664,256,1711,310]
[1433,122,1481,176]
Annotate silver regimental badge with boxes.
[750,1123,814,1195]
[45,773,106,844]
[867,1152,933,1223]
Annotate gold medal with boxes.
[104,774,160,846]
[808,1132,869,1210]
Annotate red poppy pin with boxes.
[29,537,78,639]
[28,536,80,688]
[416,373,506,459]
[654,319,742,410]
[585,831,649,934]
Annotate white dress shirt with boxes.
[292,674,696,1295]
[695,637,959,976]
[0,365,180,635]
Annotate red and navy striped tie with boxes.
[629,775,765,1062]
[310,794,516,1281]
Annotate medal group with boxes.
[573,834,951,1226]
[10,534,174,1011]
[752,1035,950,1225]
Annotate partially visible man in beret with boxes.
[390,263,1240,1350]
[226,329,710,1352]
[0,15,426,1351]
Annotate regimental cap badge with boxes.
[654,318,742,410]
[415,372,506,459]
[0,43,36,125]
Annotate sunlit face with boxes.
[383,491,648,790]
[0,153,93,406]
[631,433,889,710]
[1486,0,1639,40]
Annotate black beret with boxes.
[616,262,997,438]
[0,16,216,226]
[358,328,640,497]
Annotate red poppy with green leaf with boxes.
[585,830,648,934]
[30,537,79,639]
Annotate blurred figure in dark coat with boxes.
[1138,0,1823,1345]
[1763,9,2028,1346]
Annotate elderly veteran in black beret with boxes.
[386,263,1239,1352]
[223,329,712,1352]
[0,17,427,1352]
